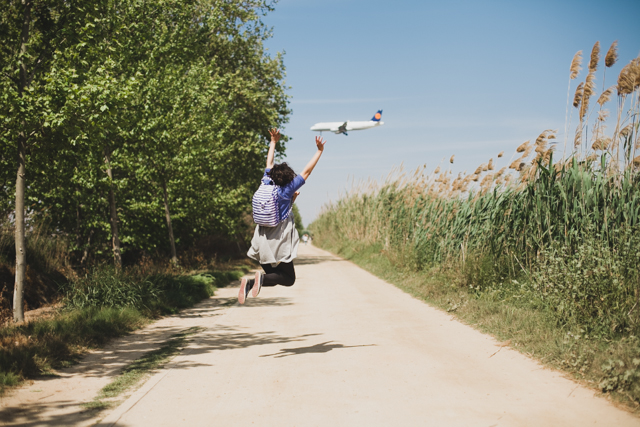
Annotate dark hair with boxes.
[268,162,296,187]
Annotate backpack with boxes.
[252,183,280,227]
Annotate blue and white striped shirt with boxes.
[262,168,305,222]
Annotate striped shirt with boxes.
[262,168,305,222]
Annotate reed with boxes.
[605,41,618,68]
[312,41,640,339]
[570,50,582,79]
[589,41,600,72]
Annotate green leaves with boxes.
[1,0,289,261]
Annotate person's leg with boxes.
[260,261,296,287]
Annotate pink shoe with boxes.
[238,277,249,304]
[252,271,263,298]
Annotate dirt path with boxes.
[2,244,639,426]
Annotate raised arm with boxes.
[300,136,326,181]
[266,129,280,169]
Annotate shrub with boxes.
[531,229,640,336]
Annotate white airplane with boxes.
[310,110,384,136]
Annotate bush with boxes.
[531,229,640,337]
[63,266,163,311]
[63,266,243,314]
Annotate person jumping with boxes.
[238,129,326,304]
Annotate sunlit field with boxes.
[311,42,640,405]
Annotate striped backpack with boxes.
[252,183,280,227]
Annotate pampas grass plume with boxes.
[617,59,638,95]
[516,141,529,153]
[570,50,582,79]
[605,41,618,68]
[597,87,614,106]
[573,82,584,108]
[620,124,633,138]
[589,41,600,72]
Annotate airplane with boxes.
[310,110,384,136]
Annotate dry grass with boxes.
[605,41,618,68]
[589,41,600,72]
[570,50,582,79]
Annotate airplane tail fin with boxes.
[371,110,383,122]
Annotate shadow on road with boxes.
[0,401,108,427]
[294,255,343,266]
[0,292,312,426]
[181,325,322,357]
[259,341,376,358]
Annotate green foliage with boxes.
[291,203,304,235]
[63,267,239,314]
[0,371,20,394]
[63,268,164,311]
[531,230,640,335]
[0,0,290,264]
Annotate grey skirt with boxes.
[247,216,299,266]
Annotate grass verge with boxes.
[84,327,203,410]
[318,240,640,412]
[0,267,246,395]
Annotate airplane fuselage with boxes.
[310,120,384,134]
[310,110,384,135]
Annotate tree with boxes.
[1,0,290,320]
[0,0,97,321]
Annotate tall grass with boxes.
[311,43,640,403]
[312,163,640,335]
[64,266,241,314]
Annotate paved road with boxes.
[96,244,639,427]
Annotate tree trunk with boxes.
[13,1,32,323]
[104,149,122,269]
[80,229,94,265]
[161,180,178,264]
[13,135,26,323]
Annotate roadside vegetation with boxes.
[1,0,289,323]
[311,42,640,408]
[0,1,286,395]
[0,250,247,395]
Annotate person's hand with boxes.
[292,191,300,202]
[315,136,326,151]
[269,129,281,144]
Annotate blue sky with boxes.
[262,0,640,226]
